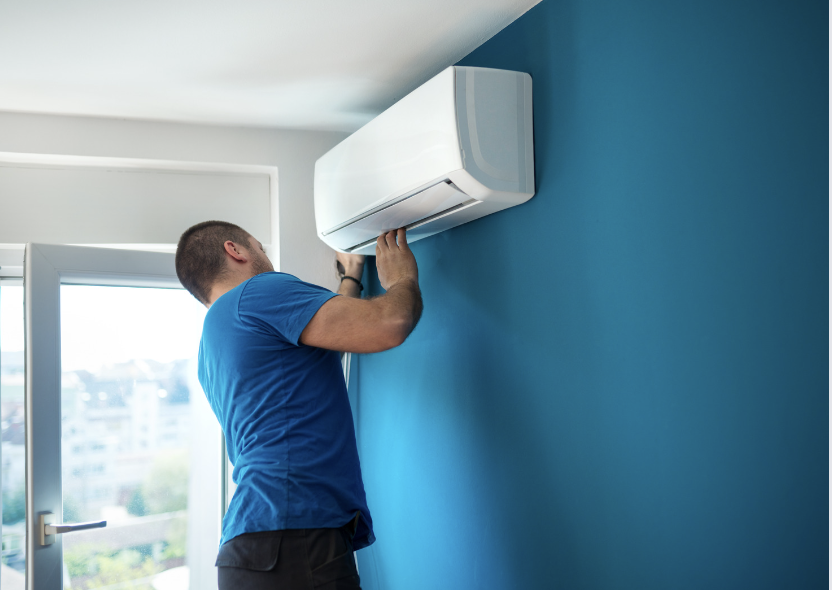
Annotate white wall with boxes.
[0,112,348,289]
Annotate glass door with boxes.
[25,244,222,590]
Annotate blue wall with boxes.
[353,1,828,588]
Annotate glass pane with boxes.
[59,285,216,590]
[0,283,26,588]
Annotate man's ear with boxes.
[223,240,249,263]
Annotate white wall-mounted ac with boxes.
[314,66,534,255]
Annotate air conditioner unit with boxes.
[314,66,534,255]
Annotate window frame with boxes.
[23,243,226,590]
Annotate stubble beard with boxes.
[251,250,274,276]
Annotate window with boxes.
[0,281,25,577]
[22,244,226,589]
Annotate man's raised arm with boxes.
[300,228,423,353]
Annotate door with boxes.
[25,243,222,590]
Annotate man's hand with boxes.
[376,229,418,290]
[300,228,422,353]
[336,251,365,298]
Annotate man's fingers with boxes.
[397,228,409,250]
[377,229,408,255]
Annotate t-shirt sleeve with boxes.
[237,272,338,346]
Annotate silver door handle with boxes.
[38,512,107,546]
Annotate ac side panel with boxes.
[314,68,463,235]
[522,72,535,195]
[454,67,535,201]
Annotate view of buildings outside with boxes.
[1,285,26,588]
[0,283,215,590]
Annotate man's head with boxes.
[175,220,273,306]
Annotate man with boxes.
[174,220,422,589]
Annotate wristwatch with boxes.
[340,275,363,292]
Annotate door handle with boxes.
[38,512,107,546]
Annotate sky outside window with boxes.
[60,286,206,372]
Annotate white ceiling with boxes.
[0,0,540,132]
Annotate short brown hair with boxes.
[175,220,252,305]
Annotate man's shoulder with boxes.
[243,272,334,302]
[243,271,302,292]
[208,273,296,313]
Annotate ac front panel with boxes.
[347,199,482,255]
[313,68,462,234]
[339,194,516,255]
[322,180,471,251]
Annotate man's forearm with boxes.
[374,279,423,343]
[338,263,364,298]
[300,276,422,353]
[300,233,420,353]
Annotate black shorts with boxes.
[216,515,361,590]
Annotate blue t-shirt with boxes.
[198,271,374,549]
